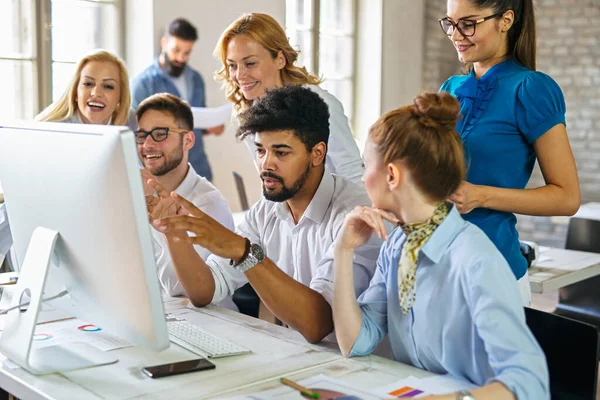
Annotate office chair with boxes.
[232,171,250,211]
[525,307,599,400]
[553,218,600,328]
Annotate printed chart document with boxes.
[374,374,478,398]
[223,374,380,400]
[191,103,233,129]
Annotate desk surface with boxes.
[573,202,600,221]
[218,355,434,399]
[0,298,426,400]
[528,247,600,293]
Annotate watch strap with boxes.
[230,237,251,267]
[455,390,476,400]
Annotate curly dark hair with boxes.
[236,86,330,154]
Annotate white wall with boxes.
[354,0,383,150]
[353,0,425,147]
[125,0,286,212]
[125,0,426,210]
[381,0,425,113]
[125,0,155,78]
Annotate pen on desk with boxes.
[0,277,18,286]
[280,377,320,399]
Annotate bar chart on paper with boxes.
[387,386,425,398]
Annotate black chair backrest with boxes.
[233,171,250,211]
[565,217,600,253]
[525,307,599,400]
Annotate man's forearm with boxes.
[165,236,216,306]
[245,259,333,344]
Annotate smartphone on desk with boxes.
[142,358,215,378]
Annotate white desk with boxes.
[573,202,600,221]
[1,298,417,400]
[218,353,435,399]
[528,247,600,293]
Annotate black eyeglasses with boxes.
[134,127,187,144]
[438,13,503,38]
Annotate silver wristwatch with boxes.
[236,242,265,273]
[455,391,476,400]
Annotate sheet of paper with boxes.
[191,103,233,129]
[373,376,430,398]
[223,374,381,400]
[31,318,132,352]
[534,248,600,271]
[375,374,476,398]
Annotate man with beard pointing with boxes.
[132,18,223,182]
[151,86,380,344]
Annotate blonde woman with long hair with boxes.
[0,50,132,272]
[214,13,364,184]
[36,49,131,125]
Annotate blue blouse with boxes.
[350,206,549,399]
[440,59,566,279]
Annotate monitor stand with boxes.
[0,227,118,375]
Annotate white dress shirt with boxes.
[0,203,12,265]
[152,164,234,297]
[206,171,381,306]
[243,84,365,185]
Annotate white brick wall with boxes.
[423,0,600,247]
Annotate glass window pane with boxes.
[286,0,312,29]
[0,60,35,120]
[52,62,77,102]
[293,31,314,74]
[320,0,354,34]
[318,35,353,79]
[51,0,121,62]
[320,78,353,120]
[0,0,34,58]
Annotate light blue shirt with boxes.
[131,59,212,181]
[350,206,549,399]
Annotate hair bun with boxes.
[412,92,460,131]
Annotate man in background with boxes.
[131,18,223,181]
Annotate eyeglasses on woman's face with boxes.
[438,13,503,38]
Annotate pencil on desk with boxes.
[280,377,320,399]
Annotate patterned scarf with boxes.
[398,202,450,314]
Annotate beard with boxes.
[163,52,186,77]
[145,140,185,177]
[262,161,311,202]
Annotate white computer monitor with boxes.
[0,120,169,374]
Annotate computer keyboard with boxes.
[166,319,251,359]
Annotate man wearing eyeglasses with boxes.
[135,93,234,301]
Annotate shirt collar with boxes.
[420,205,466,264]
[474,58,522,83]
[274,169,335,225]
[174,163,197,198]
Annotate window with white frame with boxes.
[0,0,36,120]
[0,0,122,120]
[286,0,356,125]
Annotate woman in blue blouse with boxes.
[439,0,580,304]
[333,92,549,400]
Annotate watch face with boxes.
[250,243,264,261]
